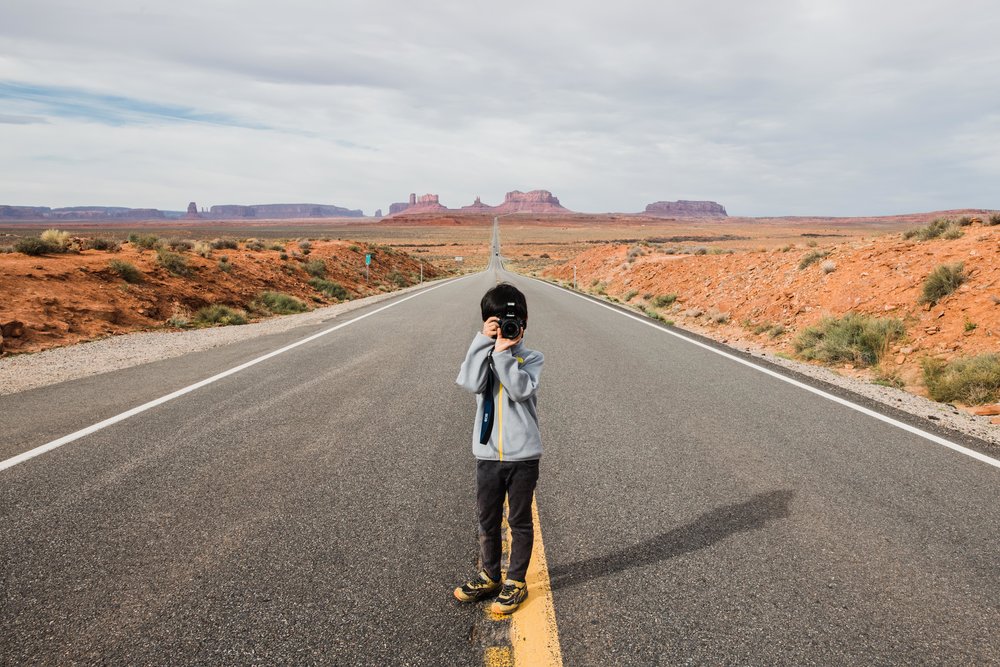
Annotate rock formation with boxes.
[460,196,492,212]
[643,200,727,217]
[374,209,383,218]
[387,193,448,216]
[492,190,568,214]
[184,202,202,219]
[208,203,364,218]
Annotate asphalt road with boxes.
[2,232,999,665]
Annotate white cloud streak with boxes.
[0,0,998,215]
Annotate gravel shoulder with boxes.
[0,278,448,397]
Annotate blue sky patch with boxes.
[0,81,261,128]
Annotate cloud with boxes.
[0,0,998,215]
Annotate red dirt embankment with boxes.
[0,239,443,355]
[544,222,1000,398]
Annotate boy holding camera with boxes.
[454,283,544,615]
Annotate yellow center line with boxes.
[509,498,563,666]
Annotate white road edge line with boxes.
[530,277,1000,471]
[0,275,475,473]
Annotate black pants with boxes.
[476,459,540,583]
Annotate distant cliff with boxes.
[643,200,727,217]
[492,190,568,214]
[209,203,364,218]
[388,189,570,216]
[0,206,167,220]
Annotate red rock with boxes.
[388,193,448,216]
[460,196,493,212]
[492,190,569,214]
[972,405,1000,416]
[1,320,25,338]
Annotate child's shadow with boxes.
[547,490,794,591]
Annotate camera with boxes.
[497,302,524,339]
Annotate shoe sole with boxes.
[490,592,528,614]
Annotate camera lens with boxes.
[499,318,521,339]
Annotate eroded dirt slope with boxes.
[544,223,1000,398]
[0,239,444,354]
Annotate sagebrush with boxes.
[923,354,1000,405]
[793,313,905,367]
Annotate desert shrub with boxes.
[244,239,265,251]
[108,259,143,283]
[919,262,964,305]
[964,319,978,332]
[623,290,639,301]
[873,370,905,389]
[309,278,349,300]
[692,246,708,256]
[128,233,161,250]
[540,253,551,259]
[218,258,233,273]
[348,244,361,252]
[799,250,830,270]
[40,229,70,249]
[192,241,212,257]
[167,239,193,252]
[650,294,677,308]
[303,259,327,278]
[627,246,645,261]
[706,308,730,324]
[86,237,120,251]
[923,354,1000,404]
[779,245,792,252]
[988,213,1000,226]
[256,291,308,314]
[388,270,410,287]
[298,240,312,254]
[268,242,285,251]
[768,324,786,338]
[210,238,238,250]
[903,218,962,241]
[279,252,289,260]
[15,237,59,255]
[821,260,837,274]
[793,313,905,367]
[156,249,190,276]
[593,281,607,295]
[957,215,973,226]
[192,304,247,327]
[806,240,818,248]
[0,245,13,253]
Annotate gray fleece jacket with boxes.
[456,332,544,461]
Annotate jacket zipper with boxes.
[498,384,504,461]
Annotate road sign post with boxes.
[365,253,371,282]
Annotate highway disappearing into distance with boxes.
[2,219,1000,665]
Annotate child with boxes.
[453,282,544,615]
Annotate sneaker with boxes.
[490,579,528,614]
[453,570,501,602]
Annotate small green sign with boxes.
[365,253,372,266]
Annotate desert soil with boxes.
[0,237,446,355]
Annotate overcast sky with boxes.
[1,0,998,216]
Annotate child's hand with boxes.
[482,317,500,338]
[494,329,523,353]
